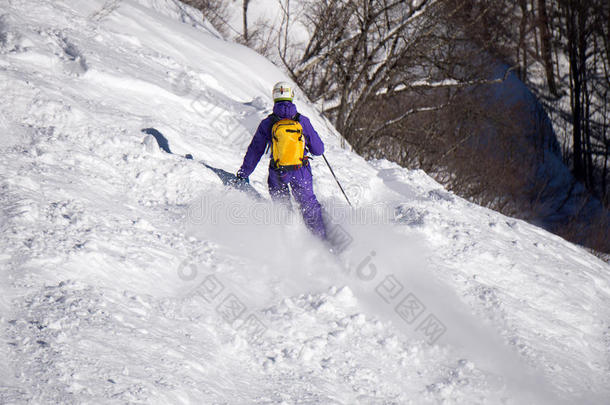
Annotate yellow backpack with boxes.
[271,114,305,168]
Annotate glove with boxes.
[235,171,249,185]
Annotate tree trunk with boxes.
[538,0,558,95]
[603,137,609,203]
[566,2,585,181]
[243,0,250,45]
[577,1,593,189]
[519,0,529,82]
[531,0,540,59]
[584,91,594,189]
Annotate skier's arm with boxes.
[238,120,270,178]
[301,116,324,156]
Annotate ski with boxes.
[141,128,263,200]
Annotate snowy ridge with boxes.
[1,0,609,404]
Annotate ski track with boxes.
[1,0,609,404]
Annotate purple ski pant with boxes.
[268,165,326,239]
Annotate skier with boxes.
[236,81,327,239]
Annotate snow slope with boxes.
[1,0,609,403]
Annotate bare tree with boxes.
[280,1,448,138]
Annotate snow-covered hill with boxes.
[1,0,609,403]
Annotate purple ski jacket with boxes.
[237,101,324,178]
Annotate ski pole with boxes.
[322,154,352,207]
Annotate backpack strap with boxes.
[266,113,280,155]
[269,113,281,125]
[269,112,299,123]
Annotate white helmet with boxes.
[272,81,295,102]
